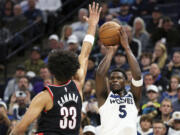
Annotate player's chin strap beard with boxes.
[112,88,125,94]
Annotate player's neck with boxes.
[118,90,126,97]
[54,78,70,85]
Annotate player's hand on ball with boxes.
[83,2,102,26]
[105,45,119,55]
[119,27,129,49]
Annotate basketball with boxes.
[99,21,121,46]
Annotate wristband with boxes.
[132,77,143,87]
[83,34,94,45]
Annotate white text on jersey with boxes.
[57,93,78,107]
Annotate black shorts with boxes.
[36,132,61,135]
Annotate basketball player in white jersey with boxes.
[96,27,143,135]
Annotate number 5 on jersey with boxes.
[60,107,77,129]
[119,105,127,118]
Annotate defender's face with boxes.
[109,72,125,92]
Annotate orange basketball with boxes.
[99,21,121,46]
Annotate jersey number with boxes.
[59,107,77,129]
[119,105,127,118]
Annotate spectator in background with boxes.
[137,115,153,135]
[9,91,30,120]
[151,16,180,52]
[36,0,62,12]
[0,100,11,135]
[117,4,133,25]
[86,57,96,81]
[164,51,180,79]
[33,66,51,95]
[24,0,42,23]
[147,6,162,35]
[9,4,27,34]
[152,119,166,135]
[157,99,173,124]
[8,4,27,53]
[86,98,100,126]
[71,8,88,43]
[0,20,11,43]
[108,0,121,17]
[141,73,154,104]
[83,125,96,135]
[160,75,179,103]
[149,63,168,92]
[3,65,27,102]
[12,0,23,4]
[48,34,60,49]
[98,2,109,26]
[93,43,107,64]
[167,111,180,135]
[139,53,152,75]
[105,14,113,22]
[121,25,141,58]
[67,34,80,54]
[1,0,14,23]
[60,25,72,49]
[24,0,42,37]
[35,0,62,34]
[83,79,96,101]
[132,17,150,51]
[125,69,132,91]
[120,0,135,5]
[152,42,168,69]
[24,46,45,76]
[172,84,180,111]
[111,51,129,70]
[132,0,149,16]
[43,34,61,63]
[81,106,91,129]
[141,85,160,115]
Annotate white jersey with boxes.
[99,91,138,135]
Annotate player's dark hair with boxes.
[110,68,127,80]
[48,49,80,82]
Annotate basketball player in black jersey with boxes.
[10,2,102,135]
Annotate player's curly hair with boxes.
[110,68,127,80]
[48,49,80,82]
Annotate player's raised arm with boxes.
[10,91,51,135]
[73,2,102,95]
[119,27,143,107]
[96,46,118,107]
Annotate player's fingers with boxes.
[98,7,102,15]
[83,16,88,22]
[95,3,99,13]
[89,4,92,13]
[119,28,123,36]
[92,2,95,12]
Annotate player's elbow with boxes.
[11,124,26,135]
[96,68,106,77]
[11,129,25,135]
[133,70,141,80]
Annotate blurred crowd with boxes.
[0,0,180,135]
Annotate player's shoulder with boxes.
[34,90,52,103]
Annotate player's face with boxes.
[109,72,125,93]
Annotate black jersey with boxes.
[36,80,82,135]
